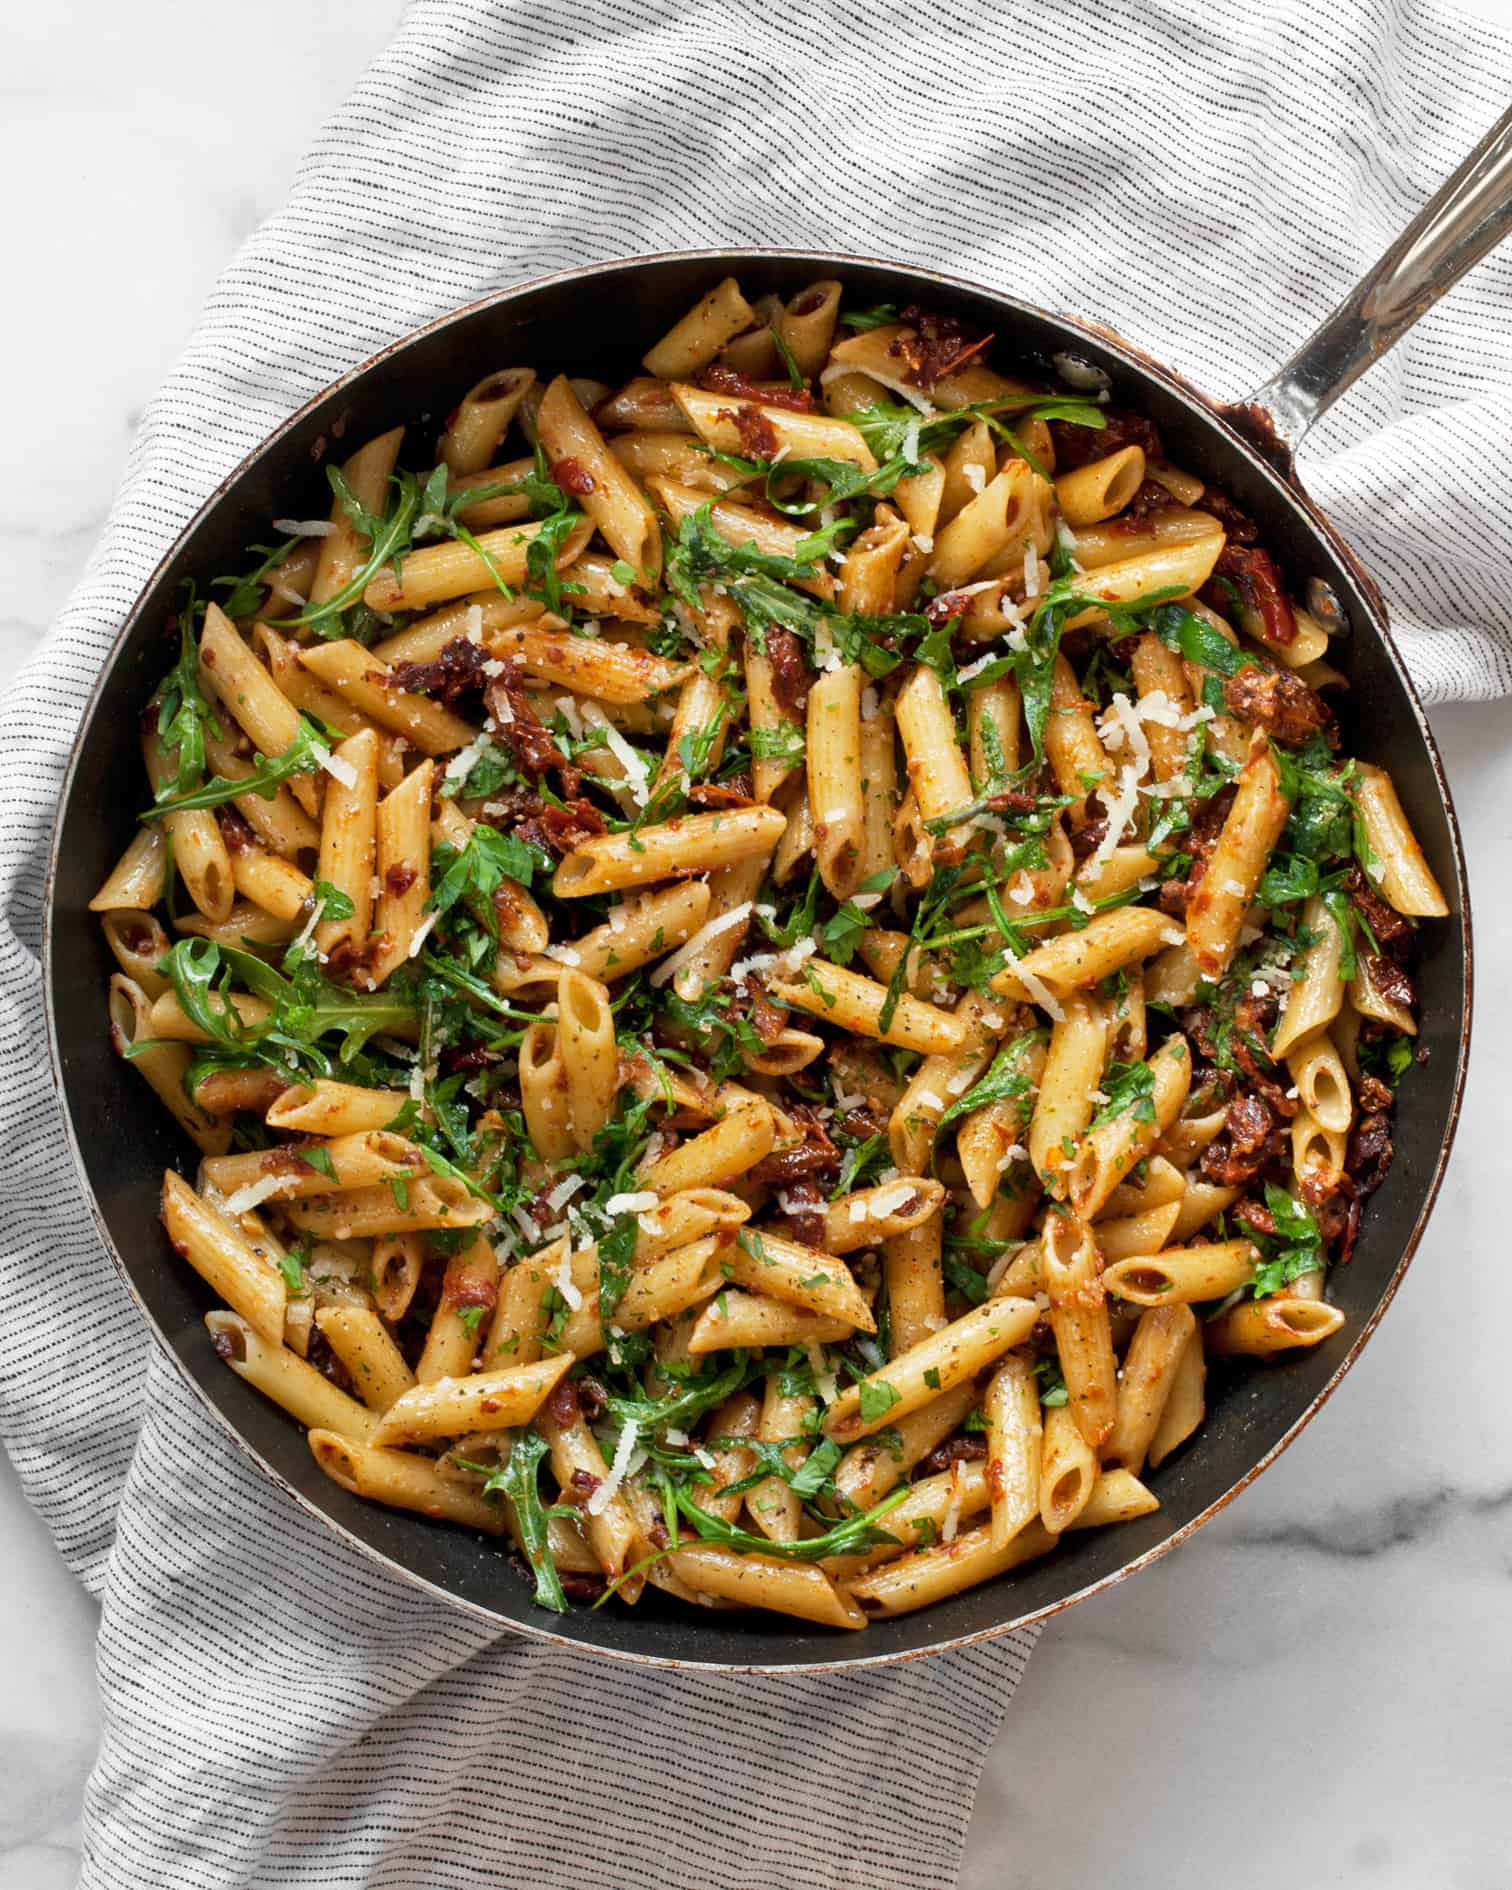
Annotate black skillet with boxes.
[44,106,1512,1670]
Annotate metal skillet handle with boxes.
[1234,102,1512,465]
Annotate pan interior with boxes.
[45,252,1468,1670]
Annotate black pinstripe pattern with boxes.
[0,1,1507,1883]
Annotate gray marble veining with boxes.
[3,3,1511,1886]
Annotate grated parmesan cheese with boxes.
[1023,544,1041,597]
[588,1419,639,1515]
[552,1247,584,1312]
[649,902,753,988]
[272,517,336,538]
[916,1088,945,1113]
[599,722,652,806]
[1000,948,1065,1020]
[963,462,987,495]
[464,603,484,643]
[441,731,492,795]
[606,1190,658,1216]
[222,1176,292,1214]
[314,743,357,790]
[406,910,440,959]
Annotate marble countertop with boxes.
[4,5,1510,1886]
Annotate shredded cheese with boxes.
[222,1176,291,1215]
[606,1190,658,1216]
[271,518,336,538]
[588,1419,639,1515]
[648,901,753,988]
[314,743,357,790]
[552,1247,584,1312]
[1000,948,1065,1020]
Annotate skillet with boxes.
[43,106,1511,1670]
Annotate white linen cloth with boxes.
[1,1,1509,1884]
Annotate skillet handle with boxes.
[1227,102,1512,468]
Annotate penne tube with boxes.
[666,1544,866,1631]
[928,459,1040,589]
[557,969,619,1152]
[1066,1037,1191,1218]
[967,675,1022,780]
[1054,444,1146,527]
[1187,737,1290,979]
[101,909,170,997]
[199,602,321,817]
[1038,1403,1097,1534]
[1147,1324,1206,1468]
[367,760,434,986]
[1091,1199,1183,1261]
[537,1405,644,1588]
[1027,993,1109,1194]
[552,1238,725,1357]
[1061,533,1226,629]
[309,1430,505,1534]
[142,731,235,924]
[199,725,323,859]
[440,369,535,475]
[857,691,899,882]
[1041,1212,1116,1450]
[822,1178,946,1256]
[91,823,167,912]
[983,1354,1043,1550]
[161,1170,285,1344]
[838,507,910,615]
[642,278,757,378]
[826,1461,991,1577]
[824,1297,1039,1443]
[883,1214,947,1357]
[206,1311,378,1443]
[569,883,712,981]
[297,641,478,755]
[895,663,973,853]
[832,1382,978,1512]
[775,279,842,376]
[1071,505,1221,571]
[744,643,805,805]
[362,514,592,613]
[770,960,967,1056]
[1044,654,1111,821]
[1205,1295,1346,1357]
[672,382,876,470]
[746,1375,814,1544]
[1064,1468,1160,1530]
[537,374,662,578]
[1350,763,1448,917]
[638,1100,776,1195]
[554,805,786,897]
[202,1130,428,1203]
[807,663,866,897]
[371,1232,424,1325]
[845,1518,1056,1617]
[1103,1303,1197,1474]
[370,592,543,666]
[1167,1178,1240,1245]
[688,1290,854,1354]
[724,1227,874,1330]
[518,1020,575,1162]
[371,1354,573,1446]
[314,1304,417,1413]
[283,1179,494,1241]
[313,727,379,964]
[1271,895,1345,1057]
[1129,634,1199,782]
[1288,1031,1353,1134]
[1000,907,1183,1000]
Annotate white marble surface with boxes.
[3,4,1510,1886]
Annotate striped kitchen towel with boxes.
[0,1,1509,1886]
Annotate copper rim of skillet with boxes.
[43,106,1510,1669]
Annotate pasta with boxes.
[105,282,1442,1631]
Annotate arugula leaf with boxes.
[311,878,356,923]
[212,539,300,620]
[1090,1058,1162,1129]
[1033,1356,1069,1407]
[477,1428,567,1612]
[839,303,900,332]
[277,1242,311,1298]
[848,395,1106,465]
[934,1031,1043,1136]
[428,825,544,937]
[1249,1184,1325,1297]
[602,1353,757,1432]
[1257,852,1319,910]
[788,1436,844,1499]
[748,722,806,766]
[145,714,340,818]
[770,327,805,391]
[1149,602,1252,678]
[667,1481,909,1562]
[152,588,221,800]
[817,899,874,967]
[298,1145,338,1183]
[857,1379,902,1425]
[280,467,423,636]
